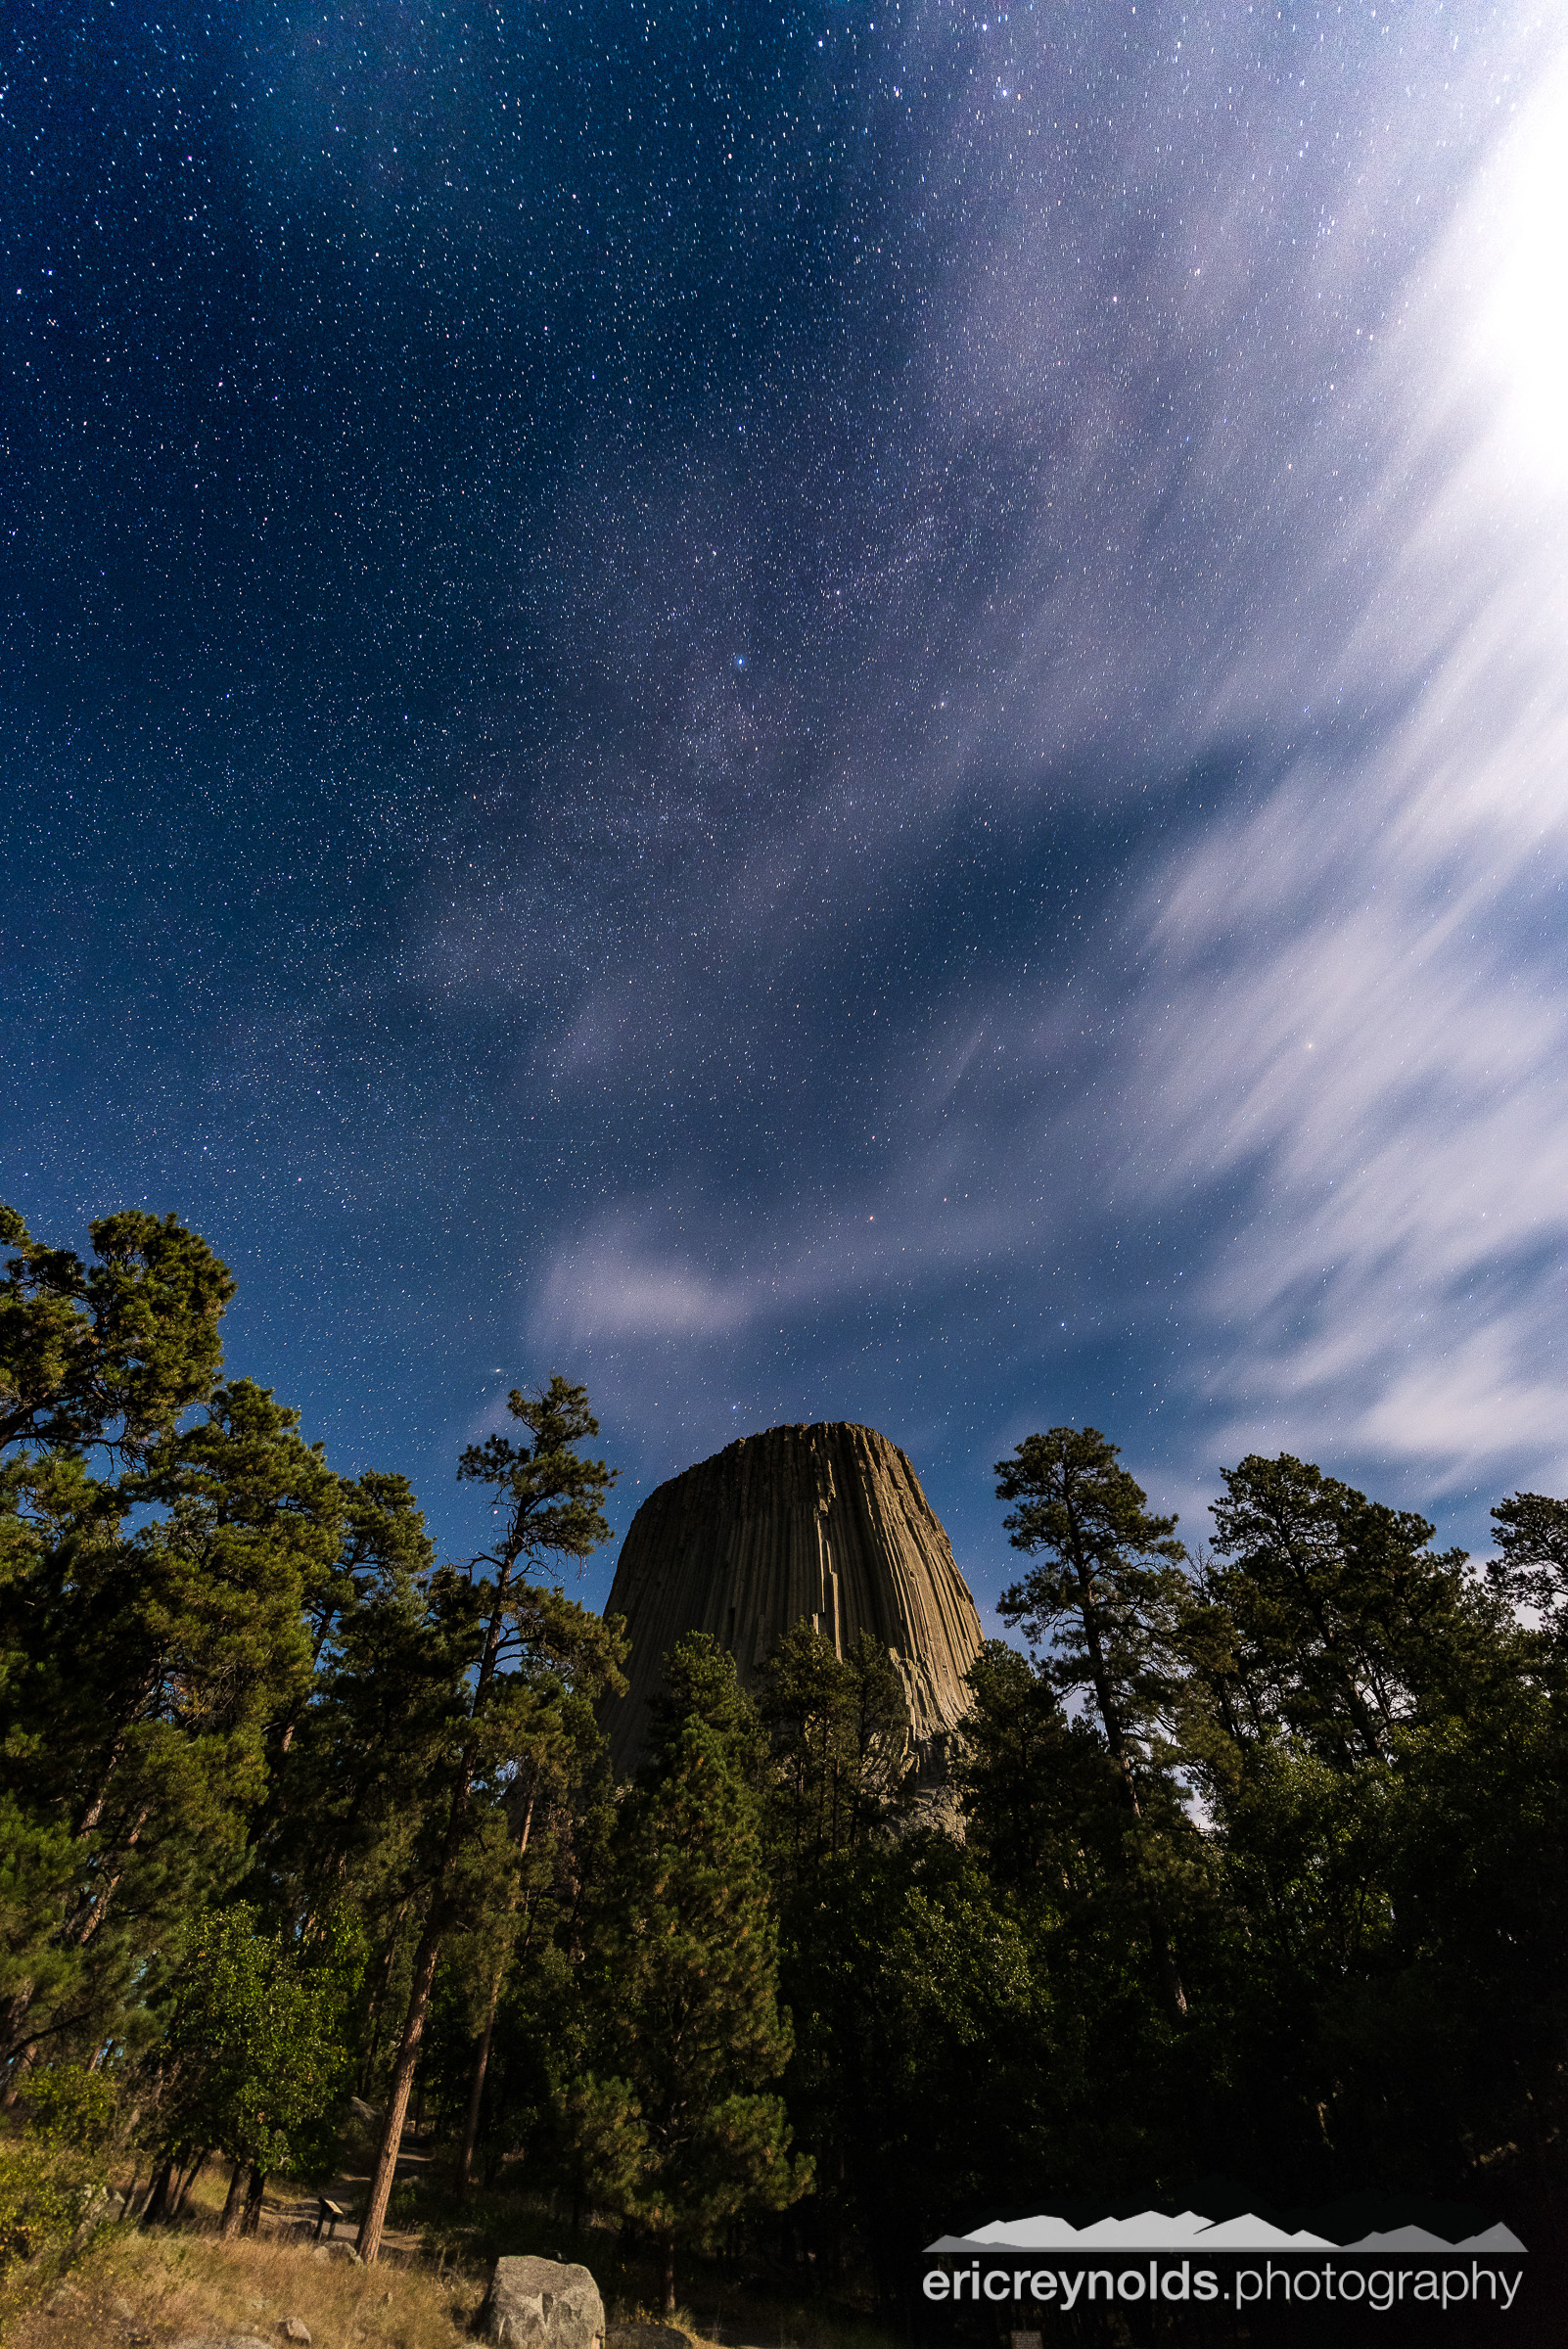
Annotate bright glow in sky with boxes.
[1470,58,1568,493]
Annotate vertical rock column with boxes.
[596,1420,985,1779]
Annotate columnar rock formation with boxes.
[597,1420,985,1779]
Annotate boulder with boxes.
[479,2256,605,2349]
[282,2324,313,2344]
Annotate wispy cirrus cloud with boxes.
[1118,54,1568,1495]
[491,6,1568,1543]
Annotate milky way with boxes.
[6,0,1568,1613]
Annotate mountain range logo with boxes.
[925,2209,1527,2255]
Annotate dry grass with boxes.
[0,2220,483,2349]
[0,2152,903,2349]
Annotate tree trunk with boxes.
[455,1789,536,2198]
[356,1914,442,2264]
[61,1807,149,1954]
[171,2147,208,2219]
[359,1546,529,2259]
[141,2155,179,2228]
[0,1822,154,2070]
[279,1604,346,1756]
[74,1735,129,1840]
[661,2234,676,2318]
[359,1899,409,2094]
[242,2163,266,2236]
[220,2159,247,2236]
[454,1987,499,2201]
[0,2041,38,2109]
[0,1983,33,2078]
[1072,1552,1189,2027]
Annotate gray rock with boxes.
[480,2256,605,2349]
[282,2324,313,2344]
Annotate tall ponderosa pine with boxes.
[1201,1453,1486,1766]
[0,1205,361,2095]
[993,1425,1192,2024]
[247,1469,458,2022]
[355,1377,624,2263]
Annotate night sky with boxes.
[7,0,1568,1621]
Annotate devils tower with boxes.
[597,1420,985,1779]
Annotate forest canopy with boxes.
[2,1202,1564,2305]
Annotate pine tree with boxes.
[2,1376,345,2092]
[0,1205,233,1464]
[1202,1453,1487,1766]
[757,1624,908,1881]
[993,1425,1192,2025]
[1490,1488,1568,1642]
[641,1631,769,1786]
[573,1719,809,2313]
[354,1377,623,2263]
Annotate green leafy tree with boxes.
[993,1425,1193,2023]
[773,1827,1148,2308]
[142,1905,357,2233]
[0,2063,115,2278]
[572,1718,810,2313]
[1177,1458,1553,2197]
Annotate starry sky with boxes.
[7,0,1568,1620]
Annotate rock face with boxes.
[598,1420,985,1779]
[480,2257,605,2349]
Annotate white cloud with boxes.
[1125,49,1568,1491]
[534,1223,760,1345]
[463,3,1568,1522]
